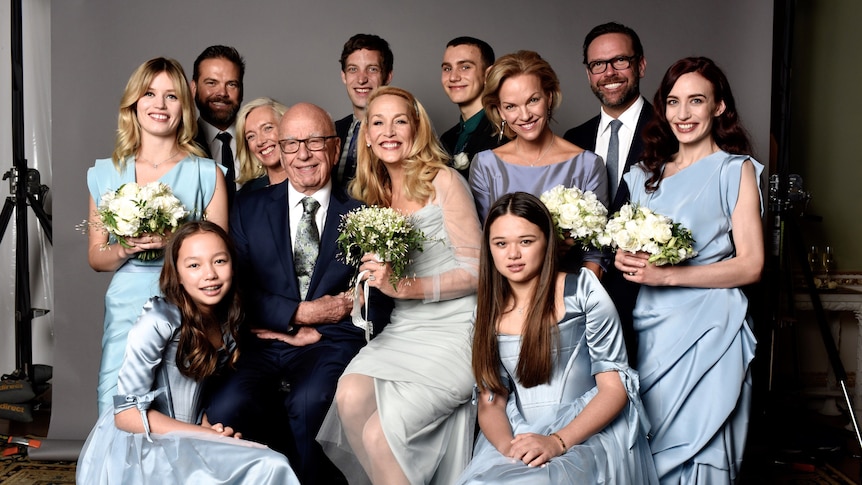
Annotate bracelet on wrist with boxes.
[550,432,567,451]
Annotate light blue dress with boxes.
[87,156,224,413]
[468,149,608,268]
[76,298,298,484]
[456,270,658,484]
[624,151,763,483]
[318,170,481,484]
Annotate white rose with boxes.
[117,183,140,198]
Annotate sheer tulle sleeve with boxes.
[417,168,482,302]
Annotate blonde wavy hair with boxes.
[349,86,449,206]
[234,97,288,185]
[112,57,205,171]
[482,50,563,140]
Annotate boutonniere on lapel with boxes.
[452,152,470,171]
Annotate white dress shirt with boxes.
[287,182,331,256]
[198,117,240,189]
[594,96,646,186]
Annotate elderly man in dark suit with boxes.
[206,102,389,485]
[564,22,653,366]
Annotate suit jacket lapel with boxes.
[624,102,653,173]
[265,184,298,290]
[306,191,347,298]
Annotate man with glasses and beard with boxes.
[564,22,652,367]
[191,45,245,206]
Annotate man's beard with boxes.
[592,76,640,110]
[196,93,239,128]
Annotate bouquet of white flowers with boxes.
[92,182,189,261]
[540,185,608,249]
[595,203,697,266]
[337,206,426,287]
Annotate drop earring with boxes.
[498,120,506,142]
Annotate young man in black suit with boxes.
[332,34,393,191]
[439,36,506,178]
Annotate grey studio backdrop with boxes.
[50,0,774,445]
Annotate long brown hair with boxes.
[473,192,560,394]
[159,221,241,380]
[348,86,449,206]
[640,57,752,192]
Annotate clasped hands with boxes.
[252,291,353,346]
[614,249,664,285]
[122,231,170,253]
[503,432,566,468]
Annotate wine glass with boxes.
[807,245,819,272]
[821,246,834,285]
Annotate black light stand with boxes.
[0,0,52,384]
[768,0,862,450]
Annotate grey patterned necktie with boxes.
[294,197,320,299]
[607,119,622,201]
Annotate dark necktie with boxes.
[216,131,236,206]
[294,197,320,299]
[606,120,622,201]
[338,121,361,186]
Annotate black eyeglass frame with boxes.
[278,135,338,154]
[586,55,640,75]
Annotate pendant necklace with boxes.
[139,150,180,169]
[518,135,554,166]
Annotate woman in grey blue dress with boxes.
[469,50,607,276]
[318,87,481,485]
[457,192,657,484]
[77,222,298,484]
[615,57,763,483]
[86,57,228,414]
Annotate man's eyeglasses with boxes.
[586,55,639,75]
[278,136,338,154]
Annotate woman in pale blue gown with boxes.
[615,57,763,483]
[86,57,228,413]
[77,222,298,484]
[468,50,607,276]
[317,87,482,484]
[457,192,657,484]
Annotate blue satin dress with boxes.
[87,156,223,413]
[456,270,658,484]
[624,151,763,483]
[76,298,299,484]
